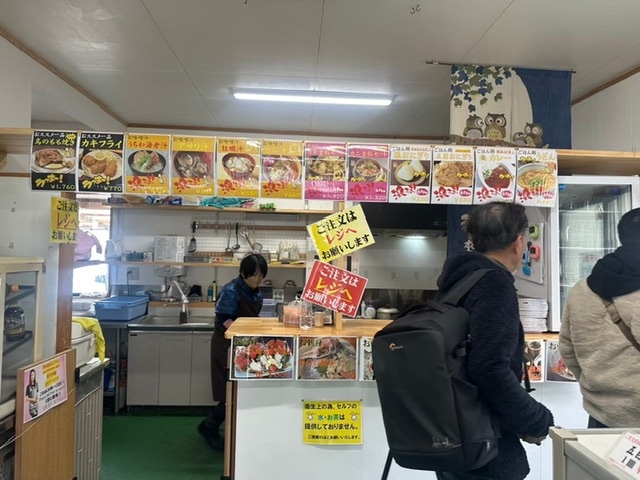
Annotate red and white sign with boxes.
[301,260,368,317]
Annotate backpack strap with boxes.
[601,298,640,353]
[440,268,493,307]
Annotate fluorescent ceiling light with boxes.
[232,88,393,106]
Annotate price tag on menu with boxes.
[607,431,640,477]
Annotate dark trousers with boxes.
[588,415,609,428]
[436,472,496,480]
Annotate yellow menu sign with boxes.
[307,204,375,262]
[124,133,171,195]
[216,137,261,197]
[171,135,215,196]
[302,400,362,445]
[50,197,79,243]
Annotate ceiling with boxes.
[4,0,640,139]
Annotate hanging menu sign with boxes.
[474,147,516,204]
[346,144,389,202]
[304,142,346,200]
[515,148,558,207]
[388,144,432,203]
[77,132,124,193]
[261,139,303,199]
[123,134,171,195]
[431,145,474,205]
[30,130,79,192]
[216,137,261,197]
[170,136,215,196]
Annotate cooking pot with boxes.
[376,306,399,320]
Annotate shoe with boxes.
[197,421,224,451]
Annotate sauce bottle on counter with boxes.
[207,281,217,302]
[365,301,376,319]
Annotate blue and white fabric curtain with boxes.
[446,64,572,256]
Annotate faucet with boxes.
[172,280,190,324]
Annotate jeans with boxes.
[588,415,608,428]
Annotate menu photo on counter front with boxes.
[230,335,295,380]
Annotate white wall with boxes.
[0,36,126,356]
[572,72,640,152]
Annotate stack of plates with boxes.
[519,297,548,333]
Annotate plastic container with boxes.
[94,296,148,321]
[259,299,278,318]
[4,304,25,341]
[71,323,95,367]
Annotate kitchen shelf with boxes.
[109,261,307,269]
[5,286,35,304]
[149,301,215,308]
[3,330,33,356]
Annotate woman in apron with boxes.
[198,253,268,450]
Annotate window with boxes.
[73,196,111,297]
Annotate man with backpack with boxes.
[435,202,554,479]
[373,202,553,480]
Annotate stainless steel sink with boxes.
[129,315,214,330]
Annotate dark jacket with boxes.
[437,252,554,480]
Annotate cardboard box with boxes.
[154,235,186,263]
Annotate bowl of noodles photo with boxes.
[81,150,122,179]
[221,153,256,181]
[128,150,166,176]
[352,158,382,181]
[516,163,557,194]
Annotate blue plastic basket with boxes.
[95,296,148,321]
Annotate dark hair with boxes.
[465,202,528,253]
[618,207,640,246]
[239,253,268,279]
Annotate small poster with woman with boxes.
[22,354,68,424]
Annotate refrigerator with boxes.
[547,175,640,331]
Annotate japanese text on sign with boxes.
[50,197,78,244]
[302,400,362,445]
[23,353,68,424]
[307,204,374,262]
[302,260,367,317]
[607,432,640,478]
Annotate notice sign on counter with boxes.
[302,260,367,317]
[302,400,362,445]
[50,197,79,243]
[23,353,68,424]
[607,431,640,478]
[307,204,374,262]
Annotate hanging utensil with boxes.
[232,222,241,250]
[188,221,197,253]
[240,226,263,252]
[225,223,234,253]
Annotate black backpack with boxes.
[372,269,500,477]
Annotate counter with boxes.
[222,318,569,480]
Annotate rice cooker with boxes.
[376,306,399,320]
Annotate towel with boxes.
[72,317,106,361]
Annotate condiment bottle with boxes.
[4,304,25,341]
[365,301,376,319]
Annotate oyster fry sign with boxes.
[307,204,374,262]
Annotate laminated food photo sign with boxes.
[307,204,374,263]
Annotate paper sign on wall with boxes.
[23,353,68,424]
[607,431,640,478]
[302,400,362,445]
[307,204,374,262]
[50,197,79,244]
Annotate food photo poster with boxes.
[297,336,358,381]
[230,336,295,380]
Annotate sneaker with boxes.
[197,421,224,451]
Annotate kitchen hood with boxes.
[359,203,448,237]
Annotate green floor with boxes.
[101,414,223,480]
